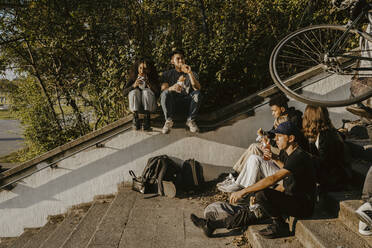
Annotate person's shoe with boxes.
[216,173,235,187]
[359,221,372,235]
[258,221,290,239]
[356,202,372,228]
[346,106,372,119]
[218,182,243,193]
[162,120,174,134]
[132,112,141,130]
[190,214,215,237]
[186,119,199,133]
[143,113,151,131]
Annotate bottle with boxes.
[262,139,271,161]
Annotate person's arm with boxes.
[123,79,139,96]
[182,65,201,90]
[229,168,291,204]
[160,71,182,92]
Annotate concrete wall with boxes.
[0,96,357,236]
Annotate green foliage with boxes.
[0,0,345,159]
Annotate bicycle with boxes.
[269,4,372,107]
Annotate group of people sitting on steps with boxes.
[123,48,372,239]
[189,94,372,239]
[123,49,201,134]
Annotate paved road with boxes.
[0,119,23,157]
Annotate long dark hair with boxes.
[128,58,159,91]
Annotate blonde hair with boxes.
[302,105,334,142]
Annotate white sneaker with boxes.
[359,221,372,236]
[216,173,235,187]
[218,182,243,193]
[186,119,199,133]
[162,120,174,134]
[356,202,372,228]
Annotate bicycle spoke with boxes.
[294,36,322,58]
[303,32,322,54]
[289,40,320,64]
[280,49,317,63]
[311,30,326,52]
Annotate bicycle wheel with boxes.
[270,24,372,107]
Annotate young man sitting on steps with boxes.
[191,121,316,239]
[159,49,202,134]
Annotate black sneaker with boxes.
[258,222,290,239]
[190,214,215,237]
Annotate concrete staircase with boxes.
[3,187,372,248]
[0,183,236,248]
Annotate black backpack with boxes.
[181,159,204,190]
[131,155,180,195]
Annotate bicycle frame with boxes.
[330,5,372,65]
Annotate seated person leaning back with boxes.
[190,121,316,239]
[160,49,202,134]
[218,93,304,193]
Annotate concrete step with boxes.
[11,227,40,248]
[60,195,115,248]
[246,224,304,248]
[322,191,372,246]
[39,203,92,248]
[87,189,137,248]
[23,214,65,248]
[295,218,370,248]
[118,191,235,248]
[0,238,17,248]
[339,200,372,247]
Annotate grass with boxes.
[0,150,20,163]
[0,109,15,120]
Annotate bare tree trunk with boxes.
[25,40,63,131]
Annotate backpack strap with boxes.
[129,170,137,179]
[156,158,169,195]
[190,159,199,186]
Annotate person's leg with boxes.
[160,90,176,134]
[191,202,258,237]
[187,90,202,121]
[362,166,372,203]
[233,143,263,173]
[356,166,372,235]
[142,88,156,130]
[235,155,279,188]
[255,189,313,239]
[160,89,175,121]
[128,89,142,130]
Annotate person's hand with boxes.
[181,64,192,74]
[263,146,272,160]
[229,190,245,204]
[250,196,256,206]
[257,128,264,137]
[133,79,141,88]
[178,75,186,82]
[169,84,182,93]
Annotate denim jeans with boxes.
[128,88,157,112]
[160,89,201,121]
